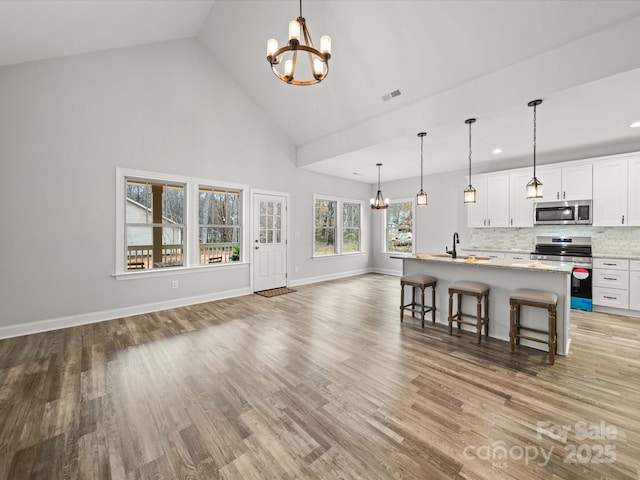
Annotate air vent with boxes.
[382,89,402,102]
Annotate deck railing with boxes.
[126,243,239,270]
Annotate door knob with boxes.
[255,246,259,250]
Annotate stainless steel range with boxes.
[531,236,593,311]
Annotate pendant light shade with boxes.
[371,163,389,210]
[463,118,477,204]
[416,132,428,206]
[526,99,543,199]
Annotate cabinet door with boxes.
[593,159,628,226]
[630,270,640,311]
[509,171,535,227]
[486,174,509,227]
[628,156,640,226]
[466,175,487,228]
[562,164,592,200]
[536,166,562,201]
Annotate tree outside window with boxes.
[314,197,363,256]
[314,199,336,255]
[386,200,414,253]
[343,202,361,253]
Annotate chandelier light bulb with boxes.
[284,59,294,78]
[320,35,332,55]
[267,39,278,57]
[289,20,301,42]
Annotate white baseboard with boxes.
[371,267,402,276]
[593,305,640,318]
[0,287,252,340]
[289,268,372,287]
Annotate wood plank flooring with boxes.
[0,273,639,479]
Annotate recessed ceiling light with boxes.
[630,121,640,128]
[492,148,502,154]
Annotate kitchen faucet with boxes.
[446,232,460,259]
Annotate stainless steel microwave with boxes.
[534,200,592,225]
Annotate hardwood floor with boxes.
[1,273,639,479]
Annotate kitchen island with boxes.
[394,254,573,355]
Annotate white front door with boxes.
[253,193,287,292]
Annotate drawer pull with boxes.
[603,296,617,300]
[603,277,618,281]
[602,263,617,266]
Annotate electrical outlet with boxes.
[171,280,179,289]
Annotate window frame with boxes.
[115,168,248,278]
[383,198,415,254]
[312,194,364,258]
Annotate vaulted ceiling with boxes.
[3,0,640,183]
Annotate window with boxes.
[342,202,361,253]
[385,199,414,253]
[116,168,246,275]
[314,196,363,256]
[198,188,242,264]
[125,179,185,270]
[314,199,336,255]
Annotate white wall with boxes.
[0,38,371,336]
[371,170,470,275]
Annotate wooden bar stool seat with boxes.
[509,289,558,364]
[448,280,490,344]
[400,274,437,328]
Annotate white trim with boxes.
[312,252,366,260]
[371,267,402,276]
[115,167,249,276]
[383,197,416,255]
[593,305,640,318]
[250,189,291,291]
[0,287,252,340]
[113,261,249,280]
[289,267,372,287]
[312,194,364,257]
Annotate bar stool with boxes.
[509,289,558,365]
[400,274,437,328]
[448,281,490,344]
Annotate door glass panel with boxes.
[259,200,283,244]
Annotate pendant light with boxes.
[526,99,543,199]
[371,163,389,210]
[463,118,477,204]
[416,132,428,206]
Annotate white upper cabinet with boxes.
[593,158,628,226]
[486,174,510,227]
[508,170,535,227]
[466,173,509,228]
[629,156,640,226]
[466,175,488,228]
[537,164,592,201]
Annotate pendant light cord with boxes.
[533,102,537,178]
[420,135,424,190]
[468,121,472,182]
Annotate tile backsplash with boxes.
[470,226,640,256]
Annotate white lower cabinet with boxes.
[593,258,629,310]
[630,260,640,311]
[506,253,530,261]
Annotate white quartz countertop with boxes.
[592,253,640,260]
[392,253,573,274]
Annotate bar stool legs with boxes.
[447,281,490,344]
[400,274,437,328]
[509,289,558,365]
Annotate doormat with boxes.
[255,287,297,298]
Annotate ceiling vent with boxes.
[382,89,402,102]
